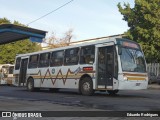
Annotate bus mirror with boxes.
[118,46,122,55]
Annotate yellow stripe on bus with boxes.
[127,77,146,80]
[123,73,147,77]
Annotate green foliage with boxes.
[118,0,160,63]
[0,17,10,24]
[0,18,42,64]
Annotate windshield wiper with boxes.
[126,48,134,60]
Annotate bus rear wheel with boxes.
[80,77,94,96]
[107,90,119,95]
[27,78,34,92]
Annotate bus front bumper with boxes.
[118,80,148,90]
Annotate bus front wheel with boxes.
[27,78,34,92]
[80,77,94,96]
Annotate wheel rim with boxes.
[83,82,90,91]
[28,81,32,90]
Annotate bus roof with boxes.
[16,34,127,58]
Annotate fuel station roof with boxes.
[0,24,47,45]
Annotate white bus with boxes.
[13,36,148,95]
[6,65,15,85]
[0,64,14,85]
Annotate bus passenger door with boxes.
[97,45,115,89]
[19,58,28,86]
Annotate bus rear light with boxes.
[83,67,93,71]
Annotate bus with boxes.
[6,65,15,85]
[13,35,148,95]
[0,64,14,85]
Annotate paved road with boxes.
[0,86,160,119]
[0,86,160,111]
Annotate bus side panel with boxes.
[39,66,80,89]
[29,65,96,89]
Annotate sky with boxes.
[0,0,135,42]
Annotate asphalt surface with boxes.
[0,84,160,120]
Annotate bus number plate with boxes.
[136,83,141,86]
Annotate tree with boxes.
[0,17,11,24]
[118,0,160,63]
[43,29,73,49]
[0,18,41,64]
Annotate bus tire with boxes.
[27,78,34,92]
[80,77,94,96]
[107,90,119,95]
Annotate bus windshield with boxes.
[9,66,14,74]
[120,47,146,72]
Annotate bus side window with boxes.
[15,57,21,70]
[64,48,79,65]
[39,53,50,68]
[80,46,95,64]
[50,50,64,66]
[28,54,39,68]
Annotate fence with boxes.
[147,63,160,76]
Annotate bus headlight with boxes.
[123,76,128,80]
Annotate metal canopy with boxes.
[0,24,47,45]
